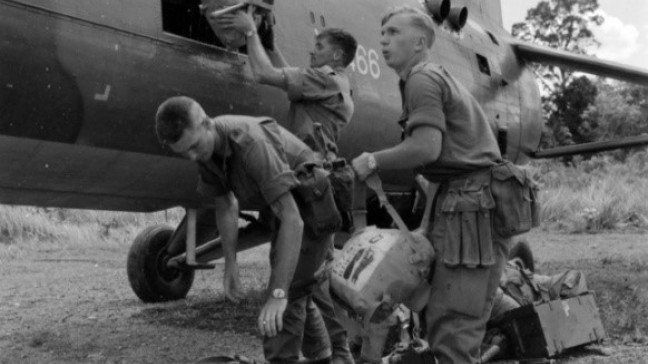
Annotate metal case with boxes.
[500,293,606,359]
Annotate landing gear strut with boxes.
[127,209,273,303]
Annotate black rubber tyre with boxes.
[508,239,535,272]
[127,225,195,302]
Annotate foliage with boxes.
[0,206,183,258]
[543,76,598,149]
[581,82,648,160]
[512,0,604,95]
[513,0,605,150]
[527,151,648,232]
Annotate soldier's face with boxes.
[380,14,423,71]
[310,36,341,68]
[169,104,215,162]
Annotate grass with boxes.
[0,205,184,260]
[527,152,648,233]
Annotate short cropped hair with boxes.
[381,6,436,48]
[155,96,197,145]
[318,28,358,67]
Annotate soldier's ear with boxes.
[199,116,210,129]
[415,35,427,51]
[333,48,343,62]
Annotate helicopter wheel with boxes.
[126,225,195,302]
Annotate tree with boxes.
[513,0,605,149]
[512,0,604,95]
[549,76,598,144]
[581,82,648,160]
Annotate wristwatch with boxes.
[271,288,286,299]
[367,153,378,171]
[245,29,257,38]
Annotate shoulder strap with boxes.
[365,174,439,239]
[365,175,410,235]
[416,174,439,237]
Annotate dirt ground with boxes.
[1,230,647,363]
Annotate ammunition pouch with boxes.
[490,161,541,238]
[439,169,496,267]
[292,162,342,239]
[326,158,355,233]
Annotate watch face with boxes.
[368,155,376,170]
[272,289,286,299]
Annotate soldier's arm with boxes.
[353,126,442,180]
[245,28,287,87]
[218,9,287,88]
[214,191,240,262]
[255,191,302,337]
[267,47,289,68]
[266,192,303,293]
[239,134,303,293]
[378,69,446,169]
[374,126,442,169]
[213,191,245,302]
[354,71,445,177]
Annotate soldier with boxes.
[217,8,359,364]
[155,96,340,364]
[216,6,357,159]
[352,7,516,363]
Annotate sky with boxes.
[501,0,648,70]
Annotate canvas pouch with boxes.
[440,169,496,268]
[327,158,355,233]
[490,161,541,238]
[292,162,342,239]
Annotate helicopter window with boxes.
[310,11,316,24]
[320,15,326,27]
[476,54,491,76]
[160,0,269,53]
[161,0,225,47]
[486,31,499,46]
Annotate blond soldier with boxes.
[352,7,511,363]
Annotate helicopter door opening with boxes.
[161,0,225,47]
[160,0,273,52]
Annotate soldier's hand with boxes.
[258,297,287,337]
[352,152,375,181]
[223,261,245,303]
[214,6,257,35]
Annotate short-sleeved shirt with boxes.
[399,62,501,180]
[283,65,354,155]
[196,116,314,210]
